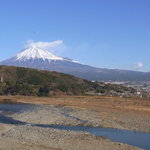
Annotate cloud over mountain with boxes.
[135,62,144,70]
[25,40,63,50]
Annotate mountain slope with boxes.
[0,46,150,81]
[0,46,85,73]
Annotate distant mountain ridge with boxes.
[0,46,150,81]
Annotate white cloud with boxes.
[25,40,63,50]
[135,62,144,70]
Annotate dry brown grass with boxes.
[0,95,150,114]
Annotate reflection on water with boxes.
[0,104,150,150]
[0,103,37,114]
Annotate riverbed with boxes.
[0,103,149,150]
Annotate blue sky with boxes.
[0,0,150,71]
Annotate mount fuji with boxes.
[0,46,150,81]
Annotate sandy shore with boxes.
[0,95,149,150]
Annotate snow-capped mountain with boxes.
[16,46,64,61]
[8,46,80,63]
[0,46,82,69]
[0,46,91,74]
[1,46,150,81]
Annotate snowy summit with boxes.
[16,46,64,61]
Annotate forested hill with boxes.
[0,65,101,96]
[0,66,135,96]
